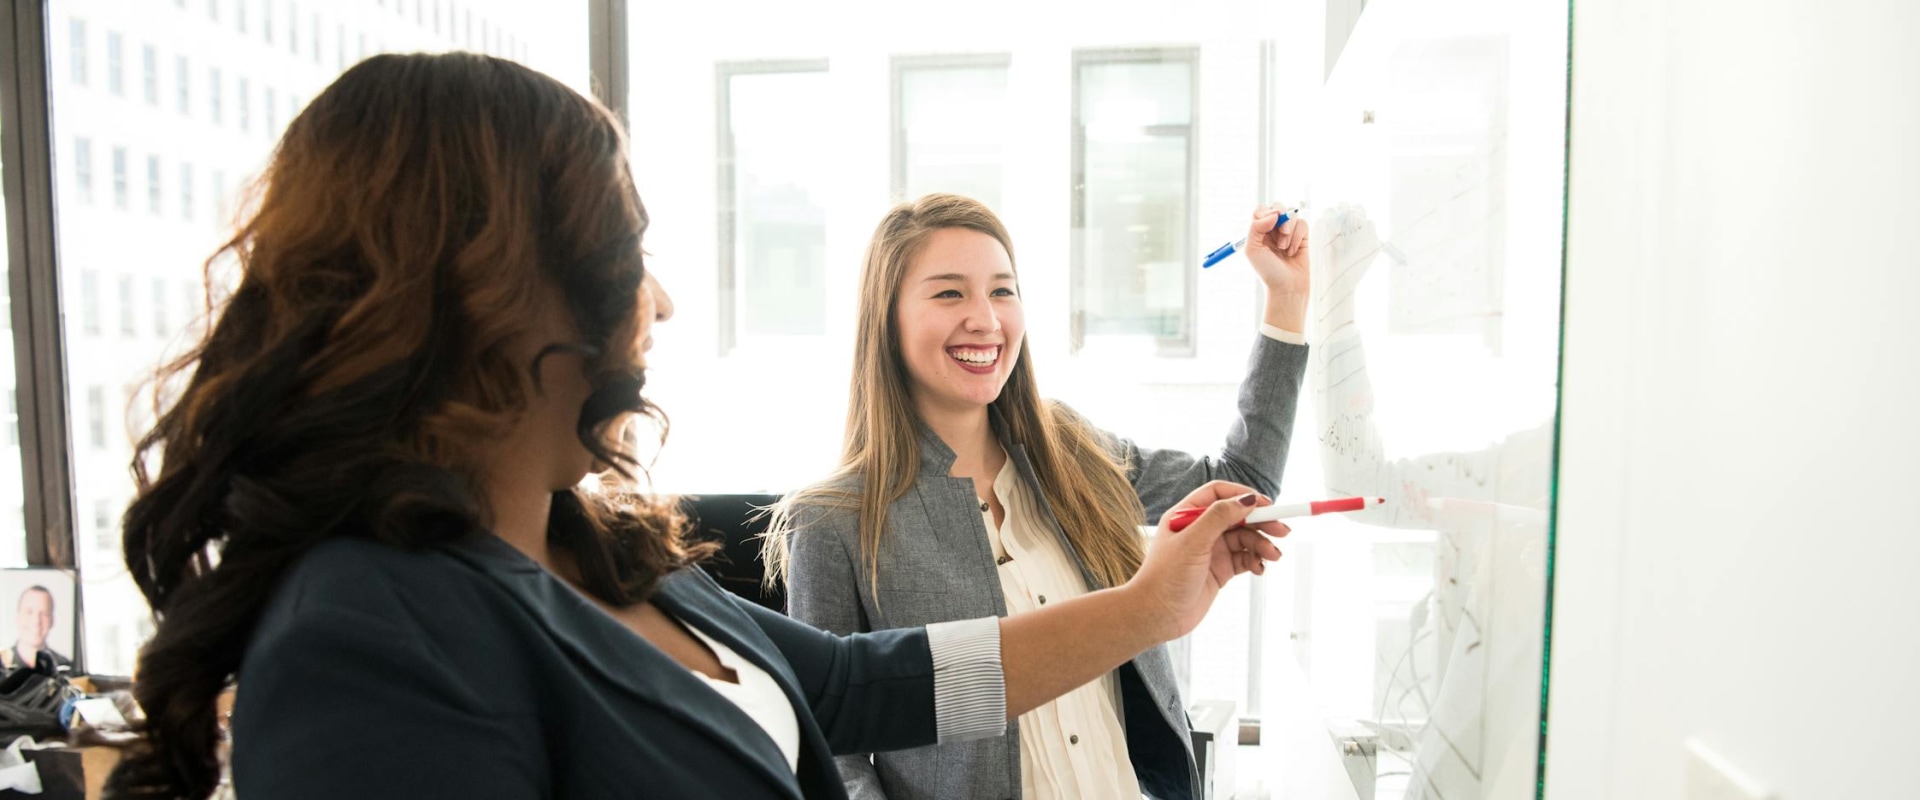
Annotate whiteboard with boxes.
[1278,0,1570,798]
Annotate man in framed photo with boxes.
[2,585,72,671]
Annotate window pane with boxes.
[105,31,121,96]
[47,0,591,675]
[1075,55,1194,346]
[174,55,188,114]
[898,62,1010,210]
[141,44,158,105]
[725,68,829,339]
[68,19,86,85]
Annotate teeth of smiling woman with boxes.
[950,347,998,365]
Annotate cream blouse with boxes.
[981,460,1142,800]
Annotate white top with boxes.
[981,460,1142,800]
[681,619,804,773]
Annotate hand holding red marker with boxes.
[1165,496,1385,533]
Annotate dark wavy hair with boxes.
[104,53,712,798]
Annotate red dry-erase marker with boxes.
[1164,496,1385,532]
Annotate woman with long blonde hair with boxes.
[766,193,1311,800]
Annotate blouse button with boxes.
[1038,595,1047,605]
[996,555,1012,566]
[1070,734,1080,745]
[979,501,990,512]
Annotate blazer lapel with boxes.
[441,535,800,799]
[648,570,807,710]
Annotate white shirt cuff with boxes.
[924,617,1006,743]
[1260,323,1307,345]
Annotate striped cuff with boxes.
[1259,323,1307,345]
[924,617,1006,743]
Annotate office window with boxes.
[894,56,1011,212]
[213,170,226,220]
[87,387,106,449]
[141,44,159,105]
[208,0,218,22]
[147,155,163,215]
[1071,50,1198,353]
[209,67,223,124]
[313,12,322,63]
[106,32,123,96]
[68,19,87,85]
[179,162,194,221]
[238,76,251,131]
[337,24,347,70]
[265,86,278,134]
[717,63,831,350]
[111,147,128,209]
[289,4,298,54]
[154,278,172,337]
[119,275,137,336]
[175,55,190,114]
[81,271,101,336]
[432,0,440,35]
[73,137,93,204]
[263,0,274,44]
[236,0,246,33]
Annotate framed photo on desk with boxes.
[0,568,78,674]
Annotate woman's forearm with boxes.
[998,584,1170,718]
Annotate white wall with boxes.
[1547,1,1920,799]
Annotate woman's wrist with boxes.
[1262,287,1309,333]
[1111,581,1181,646]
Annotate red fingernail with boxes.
[1239,493,1257,507]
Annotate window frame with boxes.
[712,58,830,357]
[1,0,80,567]
[888,52,1012,205]
[1067,46,1201,357]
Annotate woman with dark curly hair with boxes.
[103,53,1287,800]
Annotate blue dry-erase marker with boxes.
[1202,209,1296,268]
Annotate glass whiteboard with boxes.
[1272,0,1570,798]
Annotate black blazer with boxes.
[232,533,942,799]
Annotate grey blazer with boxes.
[786,335,1308,800]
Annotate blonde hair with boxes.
[762,193,1146,597]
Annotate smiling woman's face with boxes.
[892,227,1025,420]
